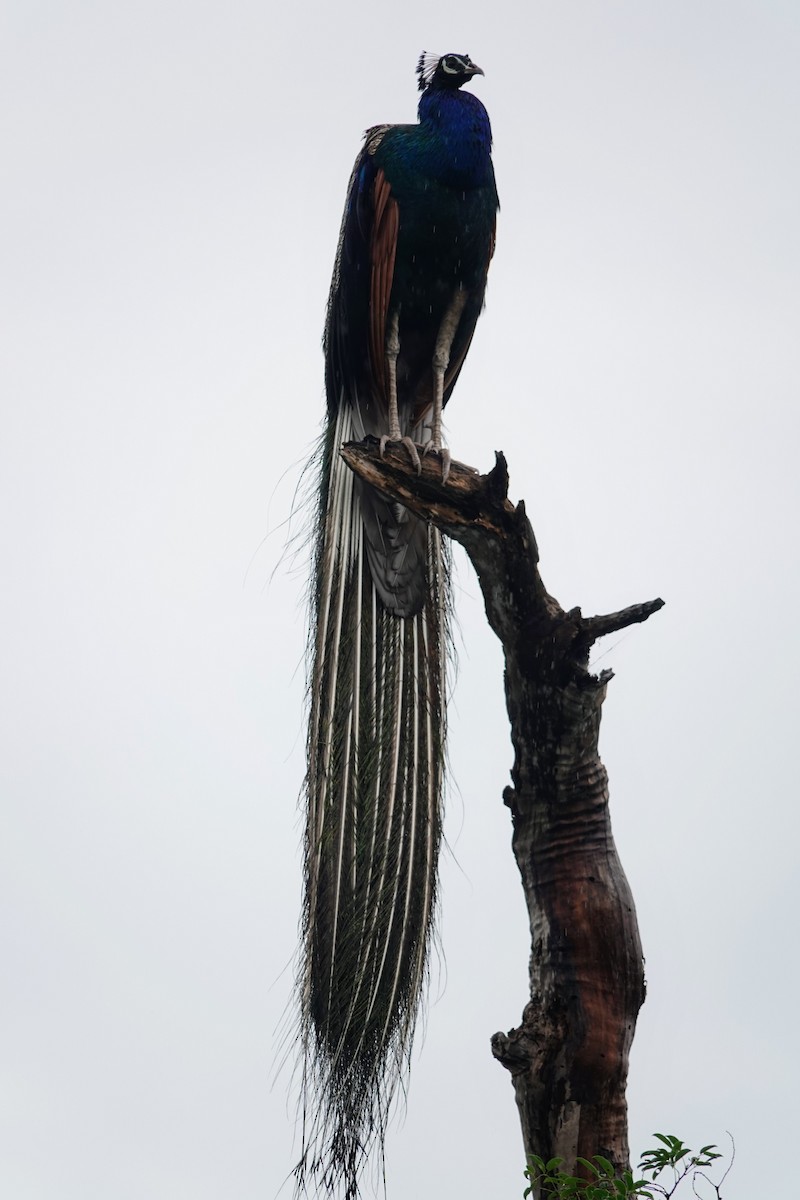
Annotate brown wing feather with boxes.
[369,168,399,412]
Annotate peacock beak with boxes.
[467,63,485,78]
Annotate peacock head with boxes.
[416,52,485,93]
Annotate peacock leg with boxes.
[380,310,421,472]
[430,288,468,483]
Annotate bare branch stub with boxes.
[341,437,662,1181]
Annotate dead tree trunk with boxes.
[341,440,660,1185]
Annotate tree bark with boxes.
[341,439,660,1187]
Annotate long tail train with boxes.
[298,406,449,1197]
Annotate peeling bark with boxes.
[341,440,660,1188]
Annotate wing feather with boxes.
[325,127,396,422]
[369,168,399,410]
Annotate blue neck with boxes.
[417,87,493,187]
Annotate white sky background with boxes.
[2,1,798,1197]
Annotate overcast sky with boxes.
[2,2,798,1198]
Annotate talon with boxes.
[400,436,422,474]
[380,434,422,474]
[422,443,451,483]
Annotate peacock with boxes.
[299,52,498,1198]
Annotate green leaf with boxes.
[577,1157,601,1177]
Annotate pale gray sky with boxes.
[2,2,798,1198]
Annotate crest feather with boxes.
[416,51,441,92]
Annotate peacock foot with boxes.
[379,434,422,474]
[422,443,451,484]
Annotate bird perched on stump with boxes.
[299,52,498,1198]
